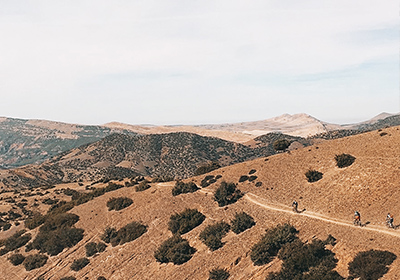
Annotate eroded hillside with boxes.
[0,126,400,279]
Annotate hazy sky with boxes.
[0,1,399,125]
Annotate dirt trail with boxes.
[199,189,400,238]
[245,193,400,238]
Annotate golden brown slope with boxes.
[1,126,400,279]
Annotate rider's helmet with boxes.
[355,211,360,216]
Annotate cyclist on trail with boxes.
[292,201,298,213]
[354,211,361,226]
[386,213,394,228]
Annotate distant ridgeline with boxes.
[0,114,399,189]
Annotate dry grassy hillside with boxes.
[1,126,400,279]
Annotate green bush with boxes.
[8,253,25,266]
[209,268,230,280]
[250,223,298,266]
[70,257,90,271]
[172,181,199,196]
[348,249,396,280]
[135,180,150,192]
[101,222,147,246]
[231,212,255,234]
[154,234,196,265]
[0,230,31,255]
[199,221,230,251]
[168,208,205,234]
[305,169,323,183]
[273,139,290,151]
[23,253,48,271]
[195,161,221,176]
[335,153,356,168]
[214,181,243,207]
[106,197,133,211]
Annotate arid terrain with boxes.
[1,124,399,279]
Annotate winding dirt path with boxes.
[244,193,400,238]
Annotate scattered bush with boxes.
[154,234,196,265]
[8,253,25,266]
[97,277,107,280]
[348,249,396,280]
[255,182,262,187]
[25,213,46,230]
[39,213,79,232]
[101,222,147,246]
[70,257,90,271]
[273,139,291,152]
[335,153,356,168]
[231,212,255,234]
[214,181,243,207]
[97,241,107,253]
[135,180,150,192]
[85,241,107,257]
[209,268,230,280]
[238,175,249,182]
[249,169,256,175]
[172,181,199,196]
[199,221,230,251]
[168,208,205,234]
[100,227,118,244]
[250,223,298,266]
[248,175,257,182]
[305,169,323,183]
[194,161,221,176]
[201,175,218,188]
[107,197,133,211]
[60,277,76,280]
[0,230,31,255]
[23,253,48,271]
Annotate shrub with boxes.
[273,139,290,151]
[39,213,79,232]
[250,223,298,266]
[249,169,256,175]
[70,257,90,271]
[348,249,396,280]
[135,180,150,192]
[199,221,230,251]
[231,212,255,234]
[25,213,46,230]
[168,208,206,234]
[154,234,196,265]
[172,181,199,196]
[201,175,217,188]
[97,242,107,253]
[102,222,147,246]
[8,253,25,266]
[214,181,243,207]
[194,161,221,176]
[335,153,356,168]
[97,277,107,280]
[85,242,98,257]
[248,175,257,182]
[1,230,31,254]
[305,169,323,183]
[238,175,249,182]
[106,197,133,211]
[23,254,48,271]
[60,277,76,280]
[209,268,230,280]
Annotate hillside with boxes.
[0,126,399,279]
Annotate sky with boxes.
[0,1,399,125]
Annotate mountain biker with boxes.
[386,213,394,228]
[292,201,298,213]
[354,211,361,225]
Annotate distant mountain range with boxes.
[0,113,399,189]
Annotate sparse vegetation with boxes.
[273,139,291,152]
[135,180,150,192]
[231,211,255,234]
[85,241,106,257]
[238,175,249,182]
[8,253,25,266]
[70,257,90,271]
[106,197,133,211]
[214,181,243,207]
[335,153,356,168]
[101,222,147,246]
[60,277,76,280]
[348,249,396,280]
[154,234,196,265]
[250,223,298,266]
[172,181,199,196]
[0,230,31,255]
[201,175,218,188]
[194,161,221,176]
[209,268,230,280]
[168,208,206,234]
[305,169,323,183]
[199,221,230,251]
[23,253,48,271]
